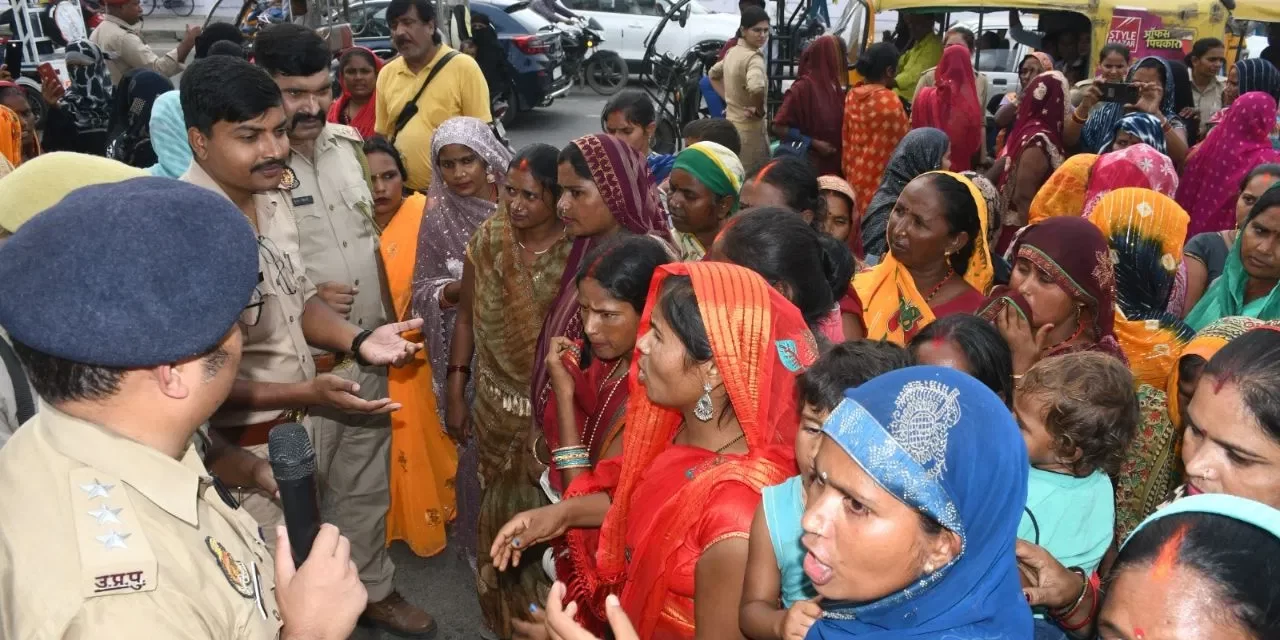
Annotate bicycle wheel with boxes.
[144,0,157,17]
[172,0,195,17]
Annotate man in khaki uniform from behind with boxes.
[253,24,436,635]
[0,176,365,639]
[90,0,200,85]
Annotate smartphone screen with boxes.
[4,42,23,76]
[1099,82,1138,104]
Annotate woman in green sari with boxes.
[1186,183,1280,329]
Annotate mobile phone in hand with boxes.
[1098,82,1138,104]
[37,62,59,85]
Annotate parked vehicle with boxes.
[471,0,572,125]
[559,0,736,73]
[553,15,626,94]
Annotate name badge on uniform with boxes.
[291,195,314,207]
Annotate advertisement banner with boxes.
[1107,8,1197,61]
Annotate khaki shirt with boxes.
[89,15,184,85]
[289,124,387,337]
[183,163,318,426]
[1191,73,1225,136]
[0,405,283,638]
[0,326,35,449]
[709,41,767,125]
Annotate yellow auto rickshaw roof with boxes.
[1232,0,1280,22]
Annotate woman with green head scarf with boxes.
[667,141,745,260]
[1185,181,1280,330]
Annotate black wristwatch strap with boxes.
[350,329,375,366]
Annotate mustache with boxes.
[251,159,286,173]
[290,112,324,129]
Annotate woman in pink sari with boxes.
[912,43,983,171]
[1177,91,1280,237]
[1081,142,1179,216]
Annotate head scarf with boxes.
[568,262,816,636]
[854,171,992,345]
[62,40,113,133]
[1088,188,1194,388]
[911,44,982,172]
[1124,493,1280,547]
[1235,58,1280,102]
[531,134,673,430]
[1028,154,1097,224]
[1177,92,1280,237]
[410,117,512,391]
[1185,186,1280,330]
[146,91,191,178]
[1001,71,1066,163]
[672,141,744,210]
[326,47,384,140]
[1165,316,1275,428]
[105,70,173,168]
[810,366,1031,640]
[1102,112,1168,155]
[1008,217,1125,361]
[860,128,950,258]
[0,152,148,233]
[774,34,844,168]
[1083,143,1179,216]
[961,170,1003,248]
[0,104,22,170]
[1081,56,1179,153]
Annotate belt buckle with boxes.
[281,408,307,424]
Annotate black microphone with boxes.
[268,422,321,569]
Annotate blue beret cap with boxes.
[0,177,259,367]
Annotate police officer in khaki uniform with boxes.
[253,24,435,635]
[0,177,367,639]
[90,0,200,84]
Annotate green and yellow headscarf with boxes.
[672,141,745,211]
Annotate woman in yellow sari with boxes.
[855,171,993,345]
[1027,153,1097,224]
[1086,187,1194,389]
[365,137,458,557]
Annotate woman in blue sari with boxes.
[1069,56,1190,165]
[802,365,1032,639]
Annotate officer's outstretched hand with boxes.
[359,319,426,367]
[276,524,367,640]
[310,373,401,414]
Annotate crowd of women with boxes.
[360,15,1280,639]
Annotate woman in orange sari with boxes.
[842,42,909,225]
[365,137,459,557]
[490,262,817,638]
[1027,153,1098,225]
[0,104,23,176]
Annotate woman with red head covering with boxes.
[992,72,1066,253]
[773,34,846,176]
[327,47,383,139]
[911,44,983,171]
[490,262,817,638]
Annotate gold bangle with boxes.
[531,432,550,467]
[1071,110,1088,125]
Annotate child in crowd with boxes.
[740,341,912,640]
[600,90,674,182]
[683,117,742,155]
[1015,351,1139,576]
[817,175,857,246]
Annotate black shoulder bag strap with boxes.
[390,51,461,143]
[0,337,35,424]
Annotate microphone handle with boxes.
[276,474,321,568]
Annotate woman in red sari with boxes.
[326,47,383,139]
[911,43,983,172]
[491,262,817,639]
[772,34,845,176]
[991,72,1066,254]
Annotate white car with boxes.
[560,0,739,70]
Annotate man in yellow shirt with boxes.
[893,13,942,103]
[375,0,491,191]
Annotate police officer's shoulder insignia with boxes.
[206,536,255,598]
[69,467,157,598]
[329,123,363,143]
[279,166,301,191]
